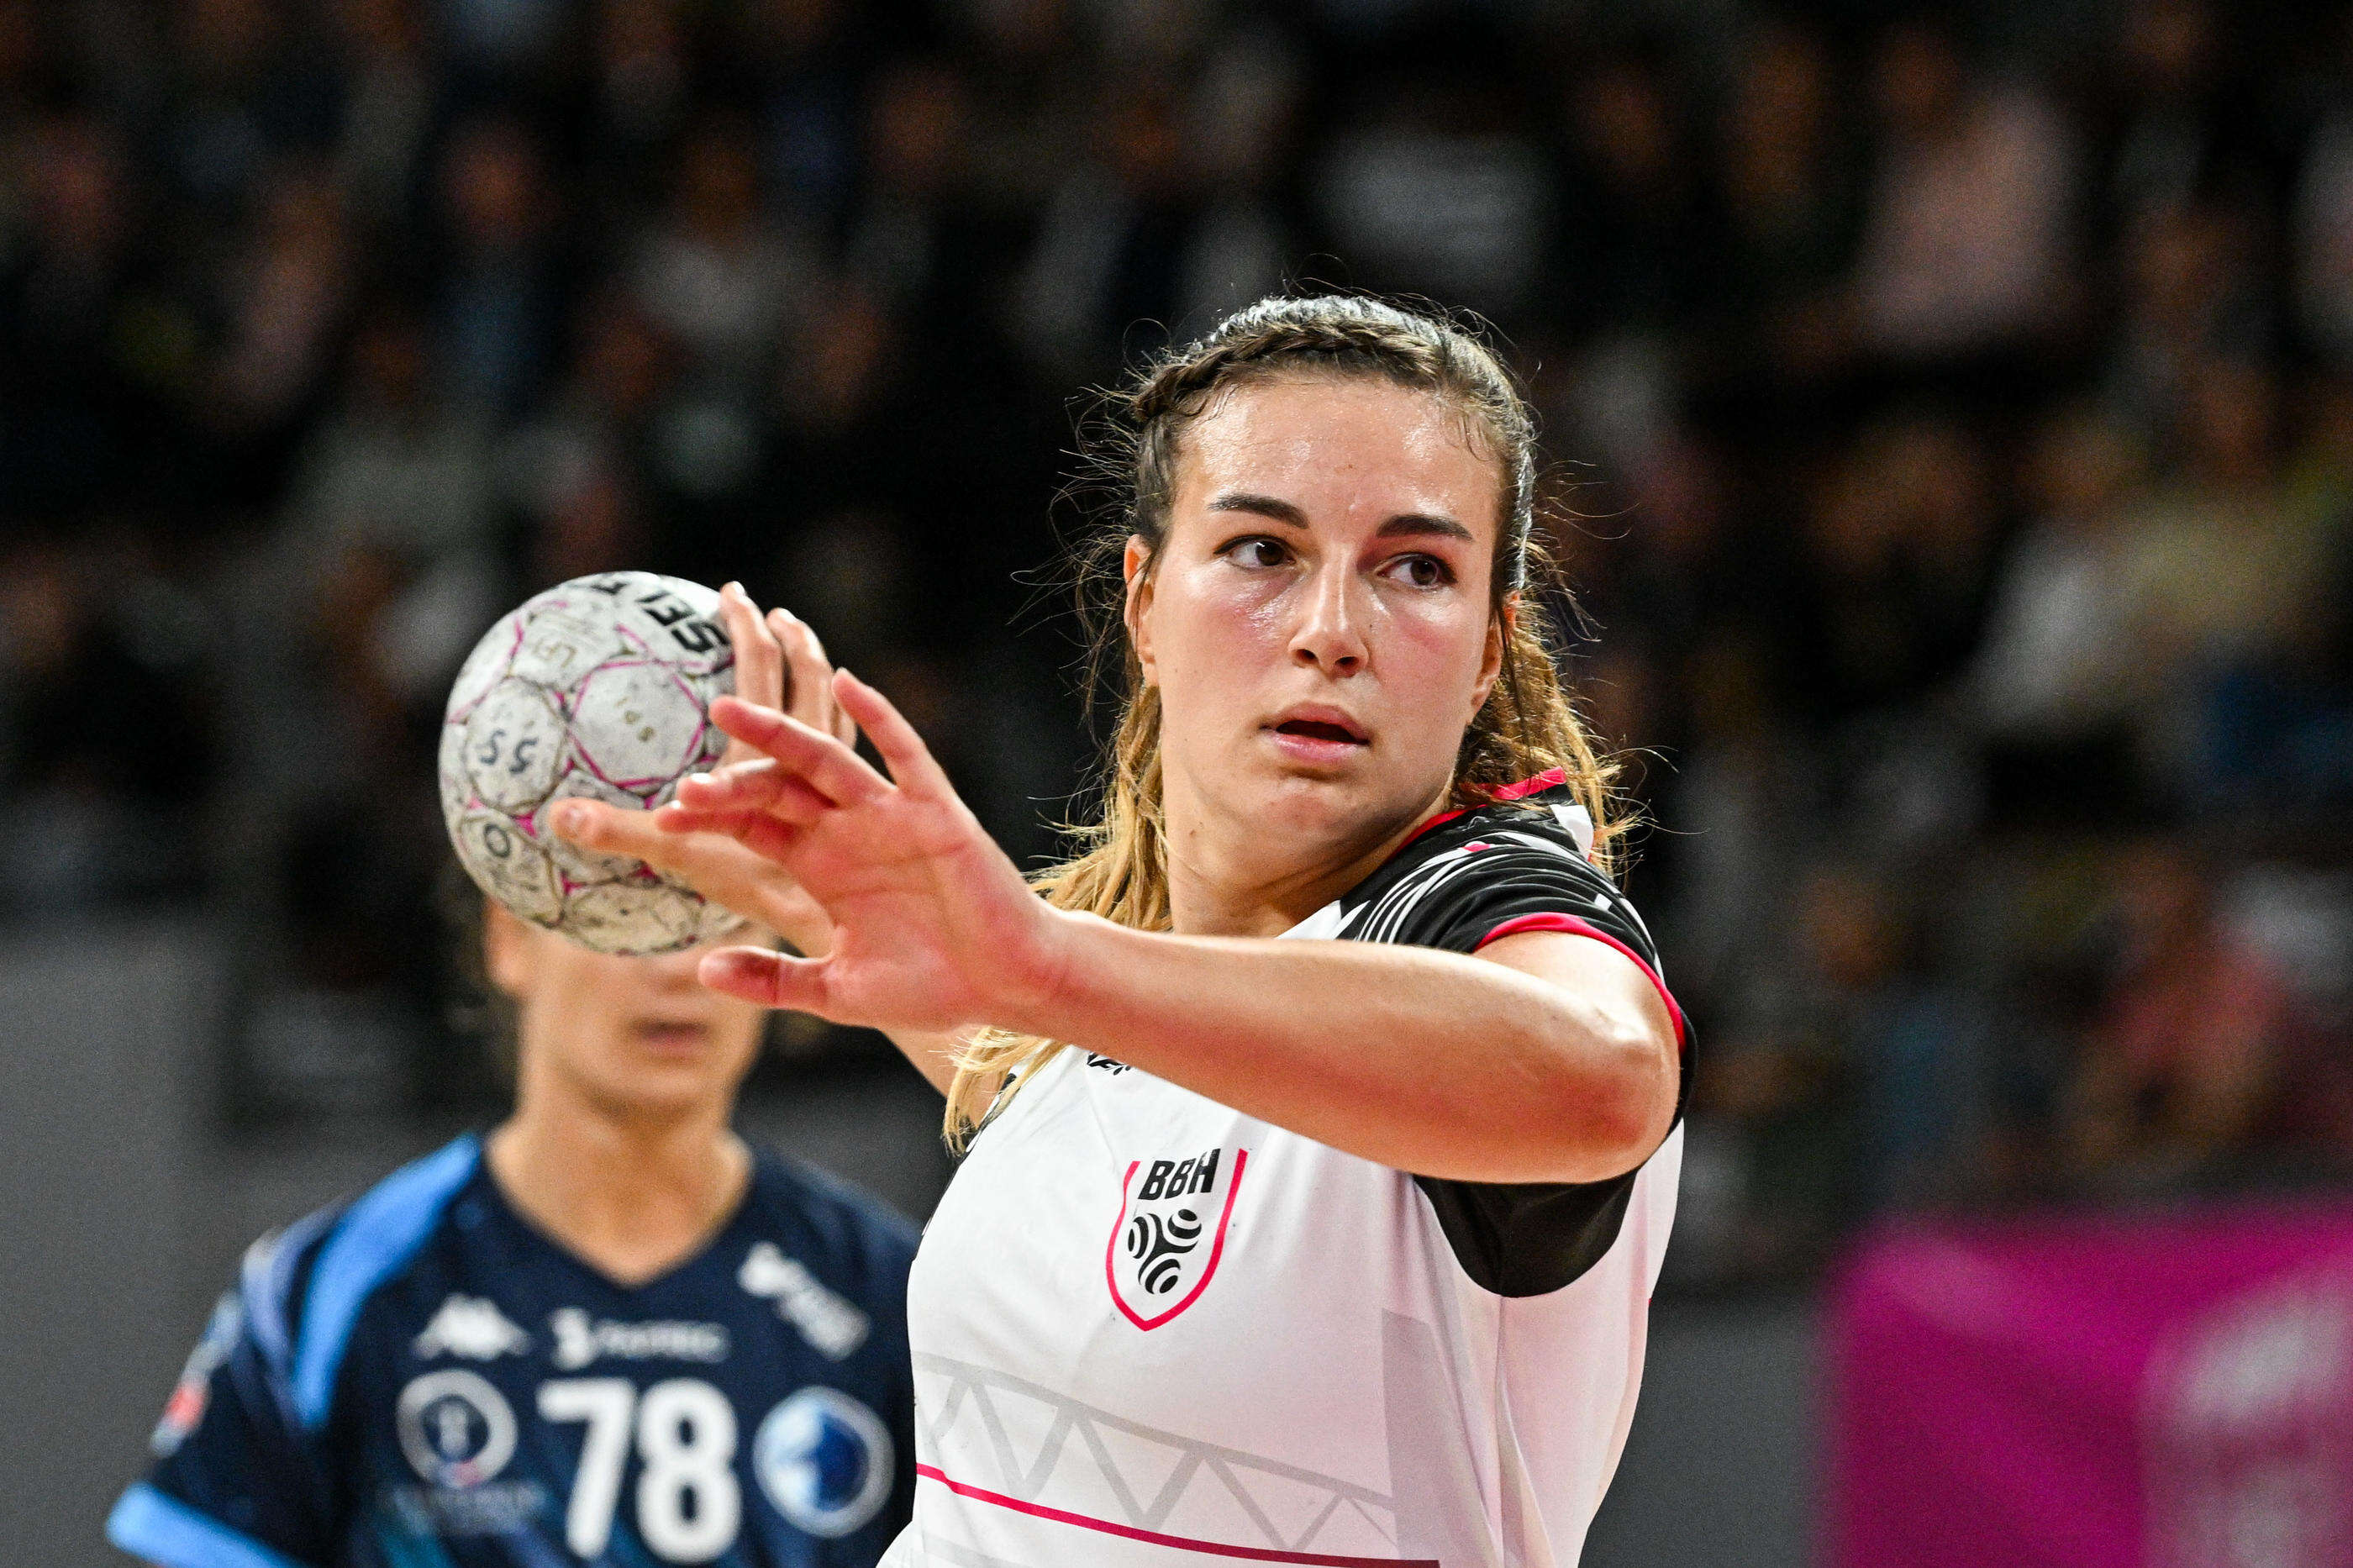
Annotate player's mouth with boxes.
[631,1019,713,1055]
[1264,706,1371,766]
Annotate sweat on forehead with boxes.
[1146,371,1529,582]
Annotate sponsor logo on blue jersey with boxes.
[397,1370,519,1488]
[414,1294,532,1360]
[740,1243,870,1359]
[753,1388,894,1538]
[549,1306,730,1369]
[388,1370,554,1539]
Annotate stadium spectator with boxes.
[2062,842,2305,1191]
[434,115,566,415]
[1975,407,2142,740]
[629,114,815,382]
[1850,16,2077,368]
[1704,18,1865,397]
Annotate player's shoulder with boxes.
[742,1148,921,1272]
[1345,771,1616,923]
[240,1134,487,1426]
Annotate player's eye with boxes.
[1219,536,1291,570]
[1381,553,1455,590]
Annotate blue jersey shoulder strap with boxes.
[290,1134,481,1429]
[240,1204,339,1381]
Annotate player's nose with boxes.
[1288,560,1368,675]
[645,944,713,986]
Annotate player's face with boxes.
[483,905,771,1119]
[1127,374,1506,860]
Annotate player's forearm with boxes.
[1009,914,1670,1182]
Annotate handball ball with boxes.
[440,572,741,955]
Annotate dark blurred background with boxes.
[2,0,2350,1562]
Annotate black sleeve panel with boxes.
[1410,1171,1640,1297]
[1371,815,1688,1298]
[1392,835,1663,971]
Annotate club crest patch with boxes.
[1106,1146,1249,1330]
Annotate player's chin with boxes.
[1243,764,1384,834]
[592,1046,737,1114]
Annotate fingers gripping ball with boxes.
[440,572,742,955]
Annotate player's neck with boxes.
[1160,780,1449,937]
[486,1097,751,1288]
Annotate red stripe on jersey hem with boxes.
[1477,913,1688,1052]
[913,1465,1439,1566]
[1404,767,1570,845]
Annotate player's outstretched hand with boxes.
[547,583,851,958]
[600,672,1066,1038]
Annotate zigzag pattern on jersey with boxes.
[913,1353,1402,1558]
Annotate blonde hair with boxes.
[945,295,1620,1145]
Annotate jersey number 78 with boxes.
[539,1378,740,1560]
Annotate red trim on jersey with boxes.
[1106,1149,1250,1330]
[914,1465,1438,1566]
[1404,767,1571,845]
[1477,913,1688,1053]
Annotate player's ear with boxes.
[1123,534,1159,687]
[481,900,537,1002]
[1471,593,1513,720]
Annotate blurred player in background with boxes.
[108,673,921,1568]
[569,296,1691,1567]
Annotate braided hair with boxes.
[945,294,1620,1144]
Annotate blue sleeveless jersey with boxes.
[110,1135,920,1568]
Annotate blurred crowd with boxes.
[2,0,2350,1284]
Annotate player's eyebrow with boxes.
[1207,493,1476,544]
[1377,513,1475,544]
[1207,492,1309,527]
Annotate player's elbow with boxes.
[1541,1015,1678,1183]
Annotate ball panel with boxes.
[453,811,562,923]
[445,619,519,724]
[508,608,620,691]
[437,723,475,817]
[461,681,567,813]
[569,660,713,797]
[684,897,747,946]
[564,881,703,955]
[585,574,732,680]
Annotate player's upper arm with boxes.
[1478,927,1680,1157]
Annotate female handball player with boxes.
[109,636,922,1568]
[562,295,1690,1568]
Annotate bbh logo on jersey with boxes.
[1106,1145,1249,1330]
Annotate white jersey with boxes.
[887,774,1689,1568]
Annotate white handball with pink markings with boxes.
[440,571,740,955]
